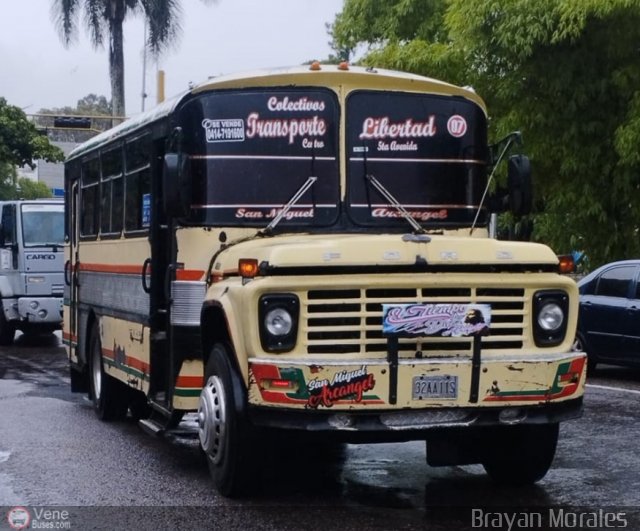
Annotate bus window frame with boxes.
[99,143,125,239]
[123,133,152,238]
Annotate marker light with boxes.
[338,61,349,71]
[557,254,575,274]
[309,61,321,71]
[239,259,259,279]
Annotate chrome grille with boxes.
[303,287,526,356]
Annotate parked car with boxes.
[576,259,640,372]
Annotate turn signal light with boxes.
[557,255,575,274]
[239,258,259,279]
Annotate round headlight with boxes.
[537,302,564,331]
[264,308,293,336]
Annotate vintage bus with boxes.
[63,64,586,497]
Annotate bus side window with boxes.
[125,136,151,233]
[100,146,124,235]
[80,158,100,238]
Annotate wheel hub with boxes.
[198,375,226,464]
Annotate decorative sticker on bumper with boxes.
[250,363,383,408]
[483,357,586,402]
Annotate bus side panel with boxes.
[101,315,150,393]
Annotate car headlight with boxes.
[259,294,299,352]
[533,291,569,347]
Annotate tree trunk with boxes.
[108,0,126,124]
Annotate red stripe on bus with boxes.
[175,375,204,388]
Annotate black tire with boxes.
[128,389,151,421]
[482,423,559,486]
[573,332,596,375]
[88,322,128,421]
[198,343,255,497]
[0,309,16,346]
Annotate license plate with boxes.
[412,375,458,400]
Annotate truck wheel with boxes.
[482,423,559,486]
[0,310,16,346]
[198,343,254,497]
[88,322,128,421]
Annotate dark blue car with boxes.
[576,259,640,372]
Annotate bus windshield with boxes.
[179,88,340,228]
[346,90,489,228]
[21,204,65,247]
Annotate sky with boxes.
[0,0,344,118]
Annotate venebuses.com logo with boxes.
[6,507,30,530]
[6,506,71,529]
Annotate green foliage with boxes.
[0,98,64,168]
[38,93,112,117]
[14,178,53,200]
[331,0,640,269]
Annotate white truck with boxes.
[0,199,64,344]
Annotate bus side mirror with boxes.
[163,153,190,217]
[508,154,532,216]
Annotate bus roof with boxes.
[67,64,486,161]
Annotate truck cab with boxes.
[0,199,65,344]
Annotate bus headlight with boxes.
[265,308,293,336]
[259,294,299,352]
[533,291,568,346]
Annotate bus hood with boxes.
[212,233,559,275]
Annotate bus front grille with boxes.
[303,287,525,356]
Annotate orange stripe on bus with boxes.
[176,269,205,281]
[79,262,204,280]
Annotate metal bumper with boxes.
[248,397,583,442]
[15,297,63,324]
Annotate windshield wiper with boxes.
[260,176,317,235]
[469,131,522,235]
[366,173,426,234]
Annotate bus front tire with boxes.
[482,423,559,486]
[199,343,254,497]
[88,322,128,421]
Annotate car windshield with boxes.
[21,204,64,247]
[346,90,489,229]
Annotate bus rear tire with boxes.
[482,423,559,485]
[199,343,254,497]
[0,310,15,346]
[88,322,128,421]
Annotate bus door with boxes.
[66,180,80,366]
[145,137,174,409]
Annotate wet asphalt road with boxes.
[1,334,640,530]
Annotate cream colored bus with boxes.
[64,64,586,497]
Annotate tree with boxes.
[51,0,217,119]
[0,99,63,200]
[36,93,113,143]
[0,98,63,169]
[38,94,112,118]
[330,0,640,269]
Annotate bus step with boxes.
[139,418,166,437]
